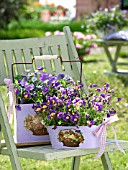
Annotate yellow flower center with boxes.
[42,105,47,109]
[24,95,28,99]
[74,118,77,121]
[66,116,69,119]
[75,87,78,90]
[36,108,41,112]
[96,106,99,110]
[52,100,55,104]
[76,102,80,106]
[51,112,55,117]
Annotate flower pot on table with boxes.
[47,126,101,149]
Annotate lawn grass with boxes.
[0,48,128,170]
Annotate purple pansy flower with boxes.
[20,98,25,104]
[63,113,70,121]
[117,98,122,102]
[94,102,103,111]
[70,115,78,123]
[107,113,111,117]
[20,79,26,86]
[37,66,43,70]
[109,108,116,114]
[42,87,49,94]
[25,83,34,91]
[57,112,63,118]
[75,130,81,133]
[89,84,93,88]
[40,72,49,81]
[100,94,105,98]
[14,88,20,95]
[86,114,90,119]
[104,83,109,88]
[96,88,101,92]
[15,104,21,111]
[57,73,65,80]
[52,126,57,130]
[49,110,56,118]
[87,120,95,127]
[93,84,97,87]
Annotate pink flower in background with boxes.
[84,35,91,40]
[73,31,97,56]
[73,32,81,37]
[85,48,91,54]
[76,44,83,49]
[60,32,64,35]
[91,43,98,48]
[73,32,84,40]
[45,32,52,36]
[44,30,97,57]
[54,30,61,35]
[77,34,85,40]
[90,34,97,39]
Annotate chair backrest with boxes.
[0,26,88,94]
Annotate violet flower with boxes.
[15,104,21,111]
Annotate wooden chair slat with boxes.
[59,44,72,73]
[42,46,53,74]
[50,46,63,74]
[22,49,34,71]
[0,125,1,149]
[32,47,43,69]
[3,50,14,80]
[0,36,66,50]
[13,49,25,75]
[0,51,7,85]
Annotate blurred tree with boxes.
[0,0,27,29]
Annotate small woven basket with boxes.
[63,141,80,147]
[31,127,48,136]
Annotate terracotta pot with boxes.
[40,10,51,22]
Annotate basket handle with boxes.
[11,55,82,83]
[34,55,59,60]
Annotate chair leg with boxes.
[0,112,22,169]
[101,152,113,170]
[0,96,22,170]
[71,156,80,170]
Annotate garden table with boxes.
[94,39,128,76]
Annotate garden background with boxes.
[0,0,128,169]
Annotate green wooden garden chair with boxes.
[0,26,128,170]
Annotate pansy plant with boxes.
[14,67,122,128]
